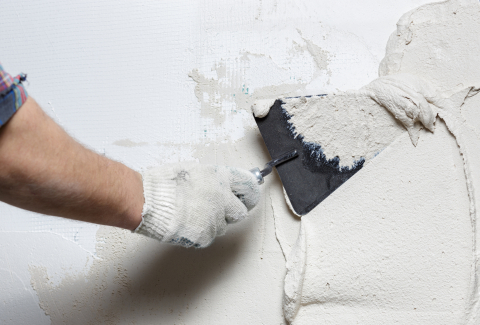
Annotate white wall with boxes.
[0,1,434,323]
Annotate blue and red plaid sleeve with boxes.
[0,62,28,127]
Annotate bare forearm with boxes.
[0,97,143,230]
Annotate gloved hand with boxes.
[134,162,261,248]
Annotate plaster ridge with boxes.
[435,89,479,323]
[270,189,289,260]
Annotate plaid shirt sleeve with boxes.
[0,62,28,127]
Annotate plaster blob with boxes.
[361,73,437,145]
[252,99,277,118]
[281,0,480,323]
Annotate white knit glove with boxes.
[134,163,261,248]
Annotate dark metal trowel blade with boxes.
[255,99,364,216]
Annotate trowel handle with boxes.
[250,149,298,185]
[250,167,265,185]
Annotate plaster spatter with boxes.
[188,31,345,143]
[282,0,480,323]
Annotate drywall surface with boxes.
[0,0,452,324]
[281,0,480,323]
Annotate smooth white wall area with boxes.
[0,1,435,323]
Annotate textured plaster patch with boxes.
[282,0,480,323]
[0,267,50,324]
[29,227,140,324]
[297,29,332,76]
[287,122,472,324]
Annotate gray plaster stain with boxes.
[113,139,148,147]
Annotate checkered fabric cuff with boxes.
[0,62,28,127]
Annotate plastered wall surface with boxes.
[0,0,456,324]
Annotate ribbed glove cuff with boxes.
[134,167,177,242]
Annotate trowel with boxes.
[253,99,364,216]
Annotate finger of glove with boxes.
[224,191,249,224]
[216,216,228,236]
[226,167,260,211]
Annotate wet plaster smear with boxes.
[277,0,480,323]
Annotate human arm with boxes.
[0,96,260,247]
[0,96,145,230]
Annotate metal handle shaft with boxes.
[250,149,298,184]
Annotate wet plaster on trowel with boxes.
[280,93,405,168]
[280,0,480,323]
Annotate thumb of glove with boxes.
[227,166,261,211]
[224,191,249,224]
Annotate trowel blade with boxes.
[255,99,364,216]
